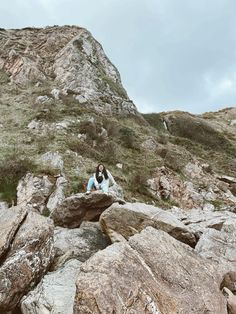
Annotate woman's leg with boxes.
[101,181,109,193]
[86,177,95,192]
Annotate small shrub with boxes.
[102,118,120,138]
[79,120,99,140]
[0,156,35,204]
[209,199,224,210]
[101,75,127,98]
[99,142,119,165]
[41,207,50,217]
[142,113,166,132]
[64,174,88,196]
[67,138,101,160]
[128,172,149,195]
[119,127,137,149]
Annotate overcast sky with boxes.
[1,0,236,114]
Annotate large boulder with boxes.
[50,191,120,228]
[17,173,55,213]
[74,227,227,313]
[100,202,197,247]
[52,222,110,269]
[0,205,28,258]
[0,212,54,311]
[21,259,81,314]
[195,221,236,272]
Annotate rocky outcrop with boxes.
[21,259,81,314]
[100,202,197,247]
[0,212,54,311]
[147,164,236,211]
[52,222,110,269]
[50,191,121,228]
[0,26,138,115]
[74,227,227,313]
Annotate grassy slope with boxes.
[0,75,235,205]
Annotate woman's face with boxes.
[98,164,104,171]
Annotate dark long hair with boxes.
[96,164,108,180]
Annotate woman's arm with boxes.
[107,170,116,185]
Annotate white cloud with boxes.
[204,73,236,100]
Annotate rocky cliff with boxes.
[0,25,236,313]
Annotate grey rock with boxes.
[35,95,53,105]
[21,259,81,314]
[39,151,64,171]
[27,120,41,130]
[51,88,60,99]
[52,222,110,269]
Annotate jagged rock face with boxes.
[100,202,196,247]
[0,26,137,115]
[74,227,227,313]
[0,26,82,82]
[0,211,54,311]
[21,259,81,314]
[52,222,110,270]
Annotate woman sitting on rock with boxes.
[86,164,116,194]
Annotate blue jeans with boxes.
[86,177,109,192]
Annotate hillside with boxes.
[0,25,235,211]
